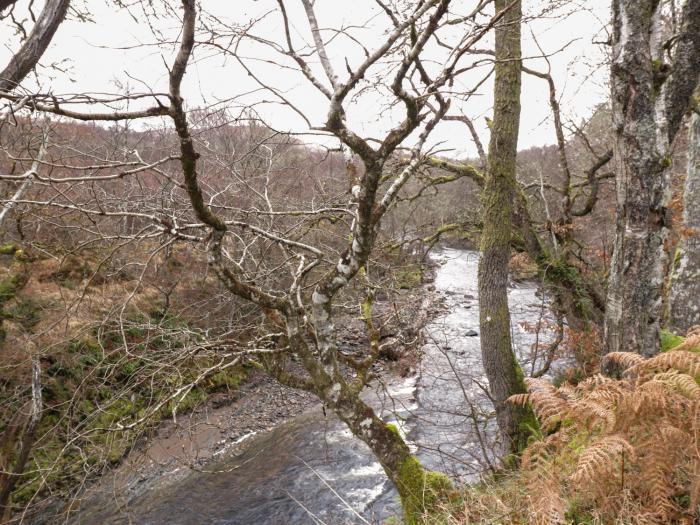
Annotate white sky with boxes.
[2,0,611,158]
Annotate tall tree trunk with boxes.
[604,1,668,357]
[478,0,531,454]
[604,0,700,356]
[670,110,700,333]
[0,358,42,523]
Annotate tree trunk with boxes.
[670,110,700,333]
[604,0,700,356]
[291,332,451,525]
[0,0,70,93]
[478,0,532,454]
[322,385,451,525]
[603,1,668,357]
[0,357,41,523]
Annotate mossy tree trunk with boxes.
[305,363,451,525]
[477,0,532,454]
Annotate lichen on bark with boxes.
[669,110,700,333]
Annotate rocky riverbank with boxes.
[46,260,441,524]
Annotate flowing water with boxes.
[73,248,557,524]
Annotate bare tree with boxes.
[0,0,518,520]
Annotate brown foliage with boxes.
[510,331,700,524]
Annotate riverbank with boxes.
[47,258,441,524]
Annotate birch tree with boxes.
[604,0,700,356]
[669,106,700,332]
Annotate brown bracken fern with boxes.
[509,327,700,524]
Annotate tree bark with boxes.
[670,110,700,333]
[604,0,700,356]
[0,1,18,12]
[0,0,70,93]
[478,0,532,454]
[310,368,450,525]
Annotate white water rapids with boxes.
[72,248,559,525]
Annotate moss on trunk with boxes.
[477,0,534,454]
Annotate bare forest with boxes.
[0,1,699,524]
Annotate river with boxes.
[73,248,556,524]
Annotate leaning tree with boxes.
[0,0,521,521]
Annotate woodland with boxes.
[0,0,699,524]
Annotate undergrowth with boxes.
[426,327,700,524]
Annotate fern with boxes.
[639,350,700,377]
[510,326,700,524]
[571,434,633,486]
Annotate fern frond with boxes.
[578,373,617,390]
[625,380,670,415]
[571,398,616,430]
[605,351,645,372]
[653,371,700,400]
[571,435,633,486]
[674,326,700,353]
[529,493,567,525]
[639,350,700,377]
[524,378,571,430]
[517,348,699,523]
[685,325,700,337]
[639,452,677,521]
[508,393,530,406]
[658,424,692,447]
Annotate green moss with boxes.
[165,387,207,414]
[508,362,539,455]
[541,258,592,318]
[394,264,424,290]
[387,422,401,439]
[660,329,686,352]
[0,273,23,303]
[5,299,40,330]
[0,243,19,255]
[396,454,453,525]
[422,223,459,245]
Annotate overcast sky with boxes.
[2,0,611,158]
